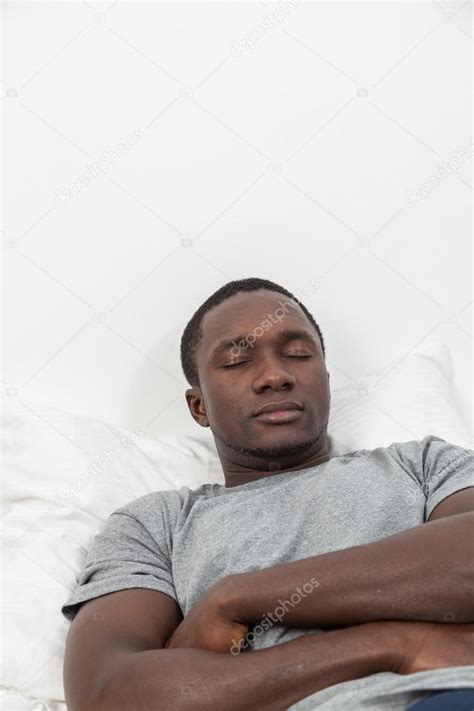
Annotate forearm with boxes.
[97,621,401,711]
[225,512,474,628]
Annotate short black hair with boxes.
[180,277,325,387]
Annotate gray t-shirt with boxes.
[62,434,474,710]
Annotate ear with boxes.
[185,387,209,427]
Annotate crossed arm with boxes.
[165,487,474,649]
[98,488,474,711]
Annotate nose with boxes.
[252,356,296,393]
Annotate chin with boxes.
[242,435,316,460]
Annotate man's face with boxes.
[188,289,330,464]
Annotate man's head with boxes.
[180,278,331,481]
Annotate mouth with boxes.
[252,400,303,424]
[254,409,303,424]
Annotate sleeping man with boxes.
[62,277,474,711]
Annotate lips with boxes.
[253,400,303,417]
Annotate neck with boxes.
[217,432,331,488]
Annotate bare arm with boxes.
[67,588,407,711]
[65,581,474,711]
[98,620,402,711]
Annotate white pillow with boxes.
[0,340,469,707]
[1,399,224,705]
[327,340,470,455]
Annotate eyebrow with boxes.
[210,329,317,360]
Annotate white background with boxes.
[2,0,472,439]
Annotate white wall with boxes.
[3,0,472,440]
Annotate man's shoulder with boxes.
[111,483,212,523]
[369,433,472,482]
[332,435,441,480]
[369,434,444,461]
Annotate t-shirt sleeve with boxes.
[390,434,474,521]
[61,501,178,622]
[421,435,474,520]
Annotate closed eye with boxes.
[223,355,312,368]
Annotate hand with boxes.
[397,621,474,675]
[164,582,250,655]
